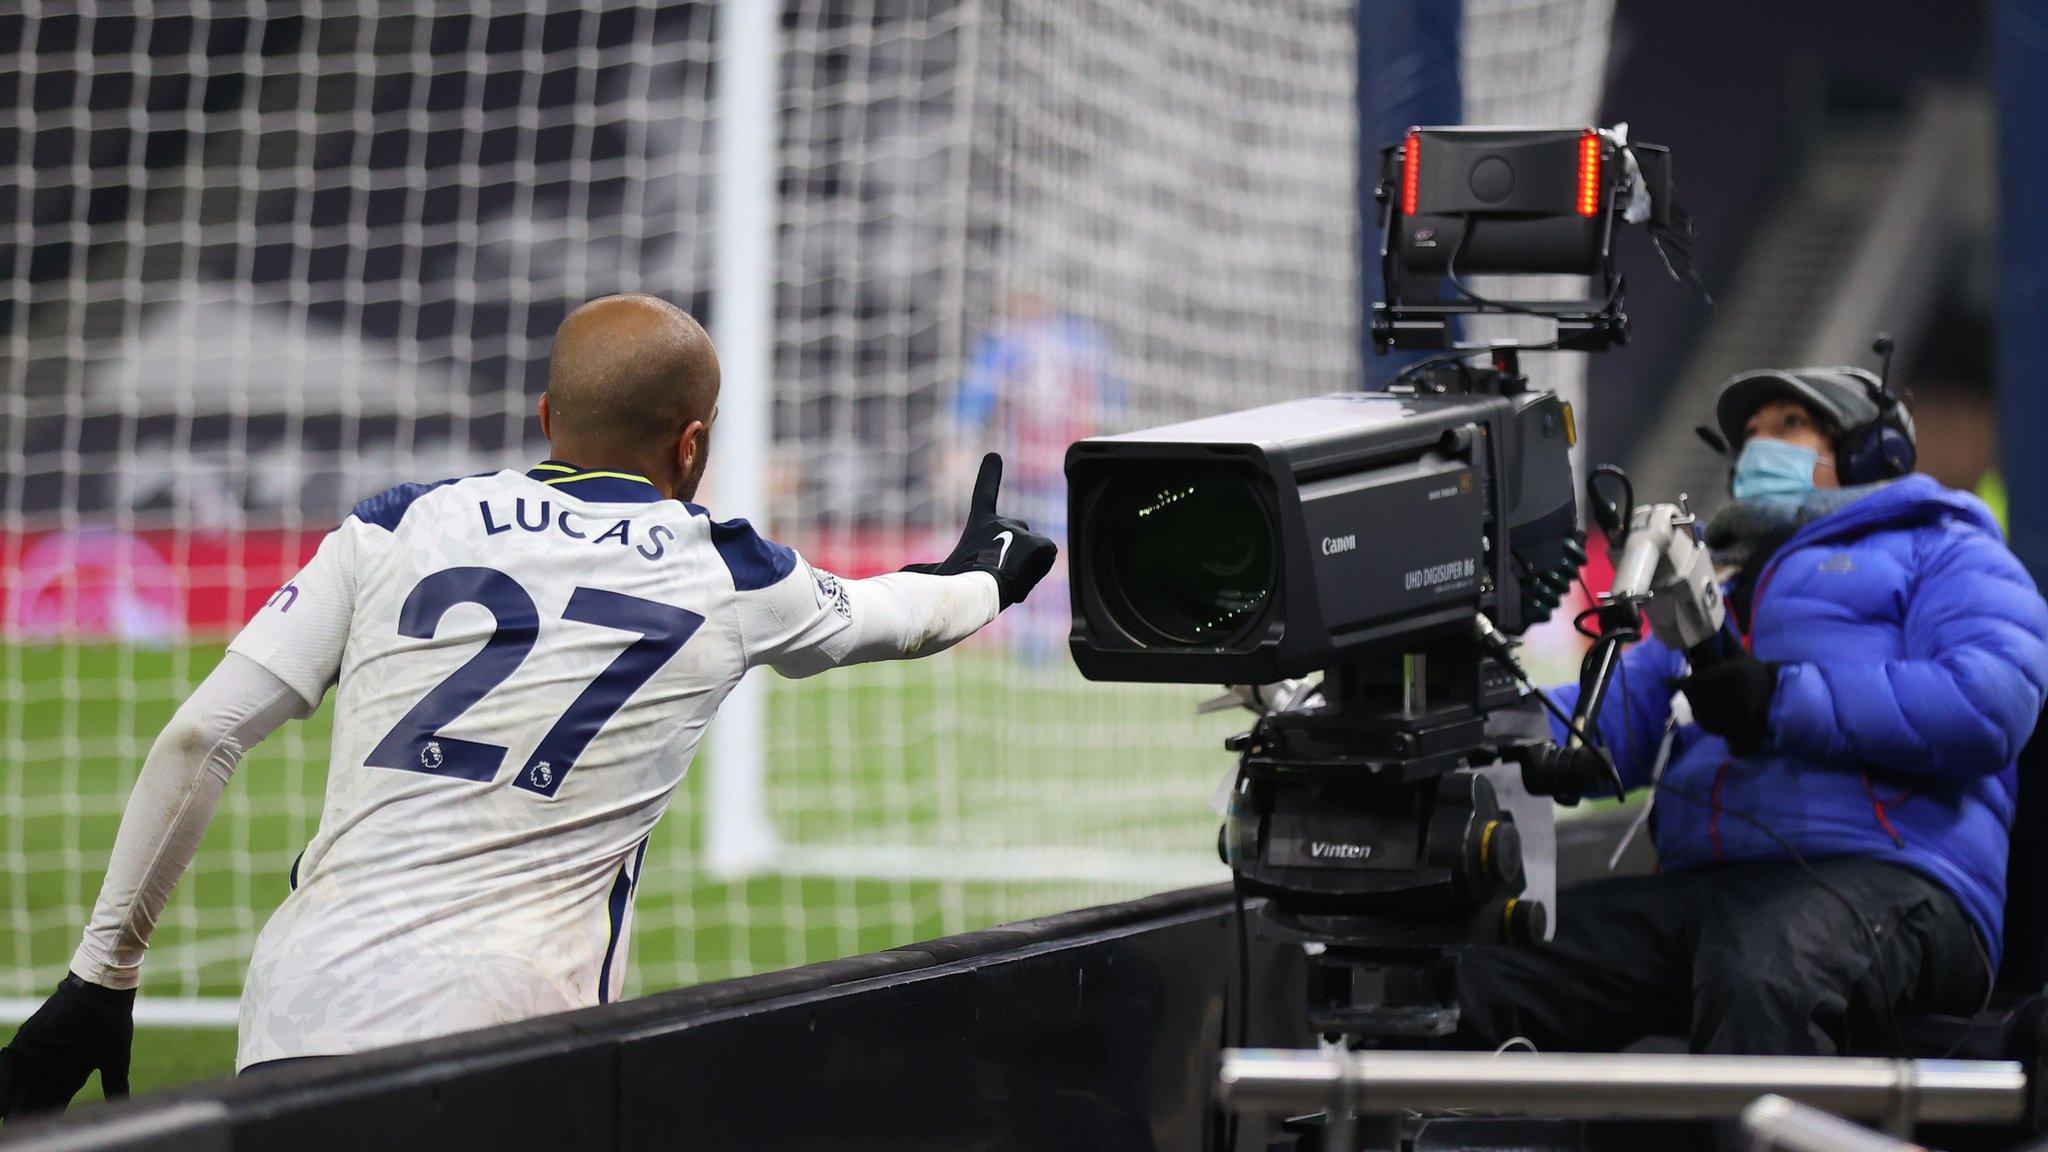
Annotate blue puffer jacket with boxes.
[1555,476,2048,963]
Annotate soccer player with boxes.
[0,294,1056,1116]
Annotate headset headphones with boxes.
[1700,335,1917,487]
[1833,351,1917,486]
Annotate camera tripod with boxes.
[1221,637,1612,1150]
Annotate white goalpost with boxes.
[703,0,788,880]
[2,0,1614,1027]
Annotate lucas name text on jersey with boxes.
[476,497,678,562]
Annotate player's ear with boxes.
[678,417,707,476]
[674,417,712,502]
[538,392,553,441]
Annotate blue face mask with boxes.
[1731,437,1820,505]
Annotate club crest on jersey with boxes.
[814,571,852,620]
[421,741,444,771]
[531,761,554,790]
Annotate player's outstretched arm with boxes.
[742,454,1056,678]
[0,656,310,1121]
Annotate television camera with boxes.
[1066,124,1709,1048]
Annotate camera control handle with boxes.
[1503,741,1617,807]
[1608,498,1726,653]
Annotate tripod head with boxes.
[1221,638,1555,1041]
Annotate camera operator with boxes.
[1457,368,2048,1056]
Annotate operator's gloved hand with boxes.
[0,973,135,1121]
[903,453,1056,608]
[1677,650,1779,756]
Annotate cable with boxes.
[1474,629,1624,800]
[1585,464,1634,545]
[1381,211,1626,394]
[1572,569,1644,803]
[1443,216,1570,321]
[1918,915,1999,1061]
[1954,935,1998,1058]
[1525,672,1597,750]
[1503,585,1984,1056]
[1494,596,1981,1053]
[1380,331,1578,393]
[1652,778,1915,1057]
[1610,656,1919,1057]
[1384,345,1554,394]
[1443,213,1629,322]
[1474,626,1601,753]
[1587,464,1633,518]
[1482,647,1927,1056]
[1619,653,1911,1054]
[1613,628,1639,785]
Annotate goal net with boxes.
[2,0,1613,1020]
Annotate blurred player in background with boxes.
[0,294,1056,1117]
[951,289,1121,663]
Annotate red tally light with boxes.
[1576,130,1602,217]
[1401,130,1421,217]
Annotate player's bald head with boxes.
[544,294,720,459]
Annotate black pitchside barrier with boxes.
[0,886,1311,1152]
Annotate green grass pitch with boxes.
[5,641,1237,1096]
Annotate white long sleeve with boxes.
[69,653,311,989]
[835,569,1003,665]
[740,557,1002,679]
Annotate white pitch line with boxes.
[0,996,240,1028]
[766,844,1229,887]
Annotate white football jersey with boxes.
[225,462,938,1068]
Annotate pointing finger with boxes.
[969,453,1003,522]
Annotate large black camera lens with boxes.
[1098,465,1275,646]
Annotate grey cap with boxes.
[1713,366,1911,451]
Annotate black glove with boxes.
[1677,651,1779,756]
[904,453,1056,608]
[0,973,135,1121]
